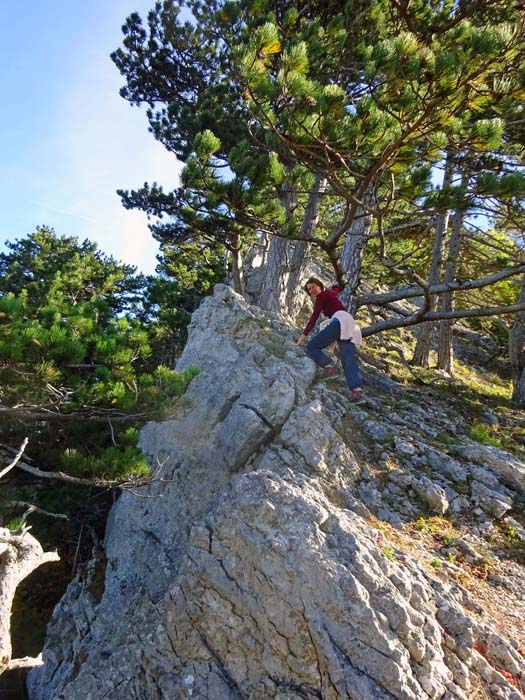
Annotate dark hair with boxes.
[304,277,325,295]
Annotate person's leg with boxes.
[338,339,363,390]
[306,320,340,367]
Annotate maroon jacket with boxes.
[303,287,346,336]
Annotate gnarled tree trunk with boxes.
[230,235,245,296]
[258,181,298,316]
[257,236,291,315]
[0,527,59,673]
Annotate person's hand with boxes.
[295,334,306,346]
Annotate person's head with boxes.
[304,277,325,297]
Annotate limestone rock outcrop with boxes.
[28,286,525,700]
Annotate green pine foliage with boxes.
[0,229,199,481]
[109,0,525,404]
[110,0,525,300]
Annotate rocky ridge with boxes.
[28,285,525,700]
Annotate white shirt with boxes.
[320,310,363,345]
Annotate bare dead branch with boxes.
[4,502,69,521]
[107,417,118,447]
[0,406,146,423]
[1,447,170,496]
[377,211,386,259]
[0,438,29,480]
[7,655,43,671]
[9,458,121,487]
[72,523,84,576]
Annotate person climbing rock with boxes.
[295,277,365,405]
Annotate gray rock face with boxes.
[457,442,525,492]
[28,286,525,700]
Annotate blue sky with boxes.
[0,1,181,274]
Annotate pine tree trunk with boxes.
[285,175,327,318]
[339,188,374,314]
[257,236,290,314]
[258,180,298,316]
[510,274,525,407]
[437,173,468,375]
[437,322,454,375]
[230,236,245,296]
[412,155,454,367]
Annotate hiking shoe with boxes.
[320,365,340,379]
[350,389,366,405]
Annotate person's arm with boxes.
[302,294,324,337]
[295,333,307,346]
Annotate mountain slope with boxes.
[28,285,525,700]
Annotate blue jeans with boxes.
[306,319,362,390]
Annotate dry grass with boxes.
[467,680,491,699]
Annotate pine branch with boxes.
[363,302,525,337]
[357,265,525,307]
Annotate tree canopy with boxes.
[112,0,525,283]
[111,0,525,403]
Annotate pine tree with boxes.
[0,229,197,482]
[112,0,525,343]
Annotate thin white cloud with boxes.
[53,23,181,273]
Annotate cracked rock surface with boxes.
[28,286,525,700]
